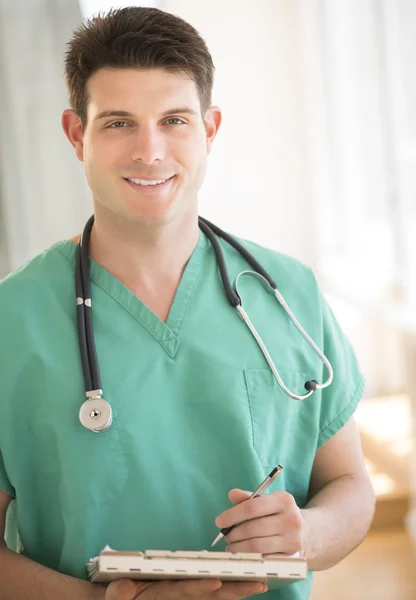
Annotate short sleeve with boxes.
[317,291,365,448]
[0,450,15,498]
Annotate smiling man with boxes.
[0,6,375,600]
[62,64,218,317]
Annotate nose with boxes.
[130,124,165,164]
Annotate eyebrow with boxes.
[93,107,199,121]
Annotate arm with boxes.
[0,490,106,600]
[300,416,375,570]
[216,417,375,572]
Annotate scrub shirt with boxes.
[0,229,364,600]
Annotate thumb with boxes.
[106,579,139,600]
[228,489,253,505]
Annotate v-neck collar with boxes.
[55,230,210,358]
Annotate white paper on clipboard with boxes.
[87,547,308,591]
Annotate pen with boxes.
[211,464,283,548]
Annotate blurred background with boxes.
[1,0,416,597]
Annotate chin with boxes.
[123,202,178,228]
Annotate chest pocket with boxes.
[244,368,317,469]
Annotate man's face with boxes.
[70,68,220,227]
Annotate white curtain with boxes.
[297,0,416,396]
[301,0,416,305]
[0,0,91,278]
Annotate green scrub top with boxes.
[0,228,364,600]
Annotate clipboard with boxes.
[87,547,308,591]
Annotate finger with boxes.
[227,533,303,556]
[225,514,280,543]
[226,534,282,555]
[211,581,268,599]
[151,578,223,599]
[106,579,140,600]
[225,530,303,554]
[226,538,303,558]
[228,489,253,505]
[215,491,289,530]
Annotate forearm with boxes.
[0,545,106,600]
[300,474,375,571]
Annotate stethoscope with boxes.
[76,215,333,432]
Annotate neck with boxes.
[72,208,200,298]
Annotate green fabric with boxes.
[0,229,364,599]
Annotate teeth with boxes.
[128,178,167,186]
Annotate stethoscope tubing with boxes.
[76,215,102,394]
[198,216,277,305]
[75,215,333,412]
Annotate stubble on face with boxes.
[81,67,209,231]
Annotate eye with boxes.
[108,121,129,128]
[164,118,185,125]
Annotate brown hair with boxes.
[64,7,215,129]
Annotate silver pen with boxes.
[211,465,283,548]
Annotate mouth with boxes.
[123,175,176,194]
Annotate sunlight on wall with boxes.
[365,462,397,496]
[357,394,412,459]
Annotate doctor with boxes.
[0,6,375,600]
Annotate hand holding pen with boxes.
[211,465,304,556]
[211,465,283,547]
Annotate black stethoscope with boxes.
[76,215,333,432]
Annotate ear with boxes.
[61,109,85,162]
[204,105,222,155]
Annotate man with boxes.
[0,6,375,600]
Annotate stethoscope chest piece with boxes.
[79,398,113,433]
